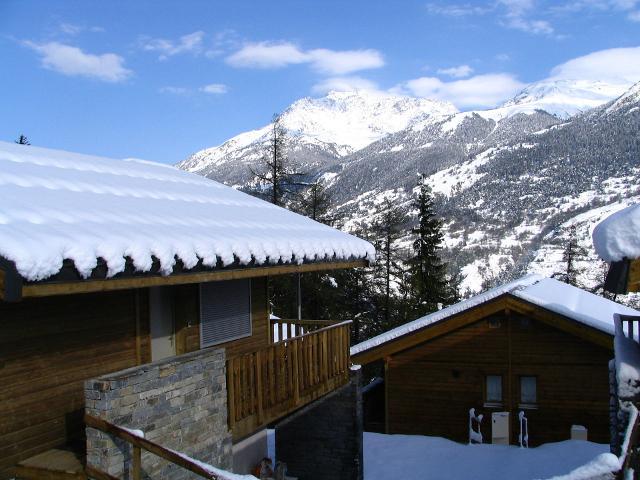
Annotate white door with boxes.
[149,287,175,361]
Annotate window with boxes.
[200,279,252,348]
[485,375,503,405]
[520,376,537,406]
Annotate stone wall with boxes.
[275,368,363,480]
[85,348,232,479]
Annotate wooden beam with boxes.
[21,260,367,299]
[84,466,121,480]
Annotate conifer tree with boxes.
[15,134,30,145]
[407,175,456,318]
[250,113,303,207]
[371,197,406,331]
[562,224,587,286]
[296,180,336,225]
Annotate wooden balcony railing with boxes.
[615,313,640,342]
[228,320,352,441]
[270,318,336,343]
[85,414,238,480]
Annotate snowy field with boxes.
[364,433,613,480]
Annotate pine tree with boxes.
[250,113,303,207]
[296,180,337,225]
[562,225,587,286]
[407,175,456,318]
[371,198,406,331]
[15,134,30,145]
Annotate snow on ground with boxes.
[0,141,374,281]
[364,433,612,480]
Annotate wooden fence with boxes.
[228,320,352,441]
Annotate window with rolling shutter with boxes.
[199,279,252,348]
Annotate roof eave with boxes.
[16,258,369,300]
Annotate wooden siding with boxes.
[386,312,612,446]
[174,277,270,359]
[0,277,271,476]
[629,259,640,293]
[0,289,146,474]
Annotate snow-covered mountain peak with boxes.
[279,90,457,151]
[179,90,458,174]
[499,78,630,118]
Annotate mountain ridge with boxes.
[176,79,640,296]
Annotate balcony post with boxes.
[297,273,302,321]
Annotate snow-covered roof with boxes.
[351,275,639,357]
[0,141,375,282]
[593,203,640,262]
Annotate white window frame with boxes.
[199,279,252,348]
[519,375,538,409]
[484,374,503,407]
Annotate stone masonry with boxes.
[275,368,363,480]
[85,348,232,479]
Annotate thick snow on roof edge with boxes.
[0,141,375,281]
[593,203,640,262]
[351,275,640,357]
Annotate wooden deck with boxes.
[228,320,352,441]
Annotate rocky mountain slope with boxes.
[177,79,640,296]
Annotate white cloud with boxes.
[312,76,379,94]
[629,10,640,20]
[437,64,474,78]
[159,86,189,95]
[428,1,555,35]
[226,41,309,68]
[226,41,384,74]
[307,49,384,75]
[425,3,490,16]
[496,0,555,34]
[504,17,554,34]
[399,73,525,109]
[200,83,228,94]
[141,31,205,60]
[25,41,131,82]
[549,46,640,83]
[59,23,104,35]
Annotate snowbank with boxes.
[593,204,640,262]
[0,141,374,281]
[363,432,610,480]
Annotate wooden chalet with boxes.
[351,275,639,447]
[0,142,374,479]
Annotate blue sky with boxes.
[1,0,639,163]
